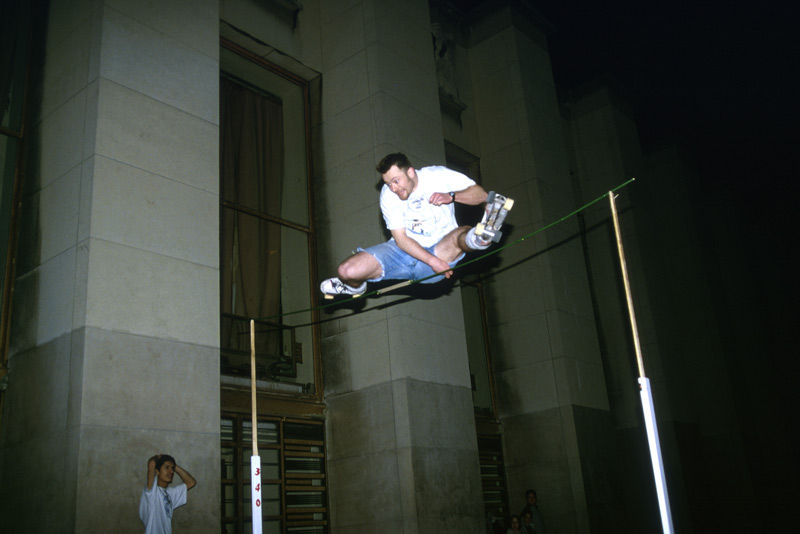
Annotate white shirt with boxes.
[139,478,187,534]
[380,166,475,247]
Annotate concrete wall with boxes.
[1,1,220,532]
[640,145,758,531]
[565,83,664,532]
[564,83,755,531]
[465,7,614,533]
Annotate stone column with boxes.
[467,7,616,532]
[1,1,220,532]
[317,1,485,532]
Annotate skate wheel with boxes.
[475,223,486,238]
[486,191,496,204]
[324,294,334,300]
[503,198,514,210]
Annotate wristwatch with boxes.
[449,191,456,202]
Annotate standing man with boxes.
[139,454,197,534]
[520,489,546,533]
[320,152,511,297]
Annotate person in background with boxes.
[520,489,545,533]
[521,510,535,533]
[507,514,524,533]
[139,454,196,534]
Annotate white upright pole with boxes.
[609,192,674,534]
[250,320,263,534]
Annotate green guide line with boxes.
[258,178,635,322]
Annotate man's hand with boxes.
[429,191,455,206]
[392,229,452,278]
[429,185,488,207]
[391,229,456,278]
[175,464,197,491]
[428,256,454,279]
[146,455,159,489]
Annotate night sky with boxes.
[530,0,798,378]
[447,0,796,239]
[536,0,795,192]
[532,0,797,305]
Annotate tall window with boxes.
[222,414,328,533]
[219,41,319,395]
[0,0,37,398]
[461,275,495,417]
[219,37,324,533]
[445,146,498,419]
[446,147,511,527]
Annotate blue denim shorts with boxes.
[360,239,465,284]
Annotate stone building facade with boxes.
[1,1,779,533]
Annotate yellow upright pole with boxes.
[250,319,258,457]
[609,192,674,534]
[250,320,263,533]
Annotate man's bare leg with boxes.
[337,251,382,287]
[320,251,381,298]
[322,222,495,297]
[434,225,492,262]
[434,226,472,262]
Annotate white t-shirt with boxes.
[139,478,188,534]
[380,166,476,248]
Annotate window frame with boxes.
[0,0,39,404]
[444,144,500,421]
[218,37,323,404]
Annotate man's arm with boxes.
[429,184,488,207]
[390,228,454,279]
[175,464,197,490]
[146,455,158,489]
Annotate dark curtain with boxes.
[0,0,24,124]
[220,77,284,360]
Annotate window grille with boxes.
[222,414,328,533]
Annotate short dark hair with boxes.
[376,152,412,174]
[525,489,537,498]
[156,454,176,471]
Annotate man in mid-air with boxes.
[320,152,512,298]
